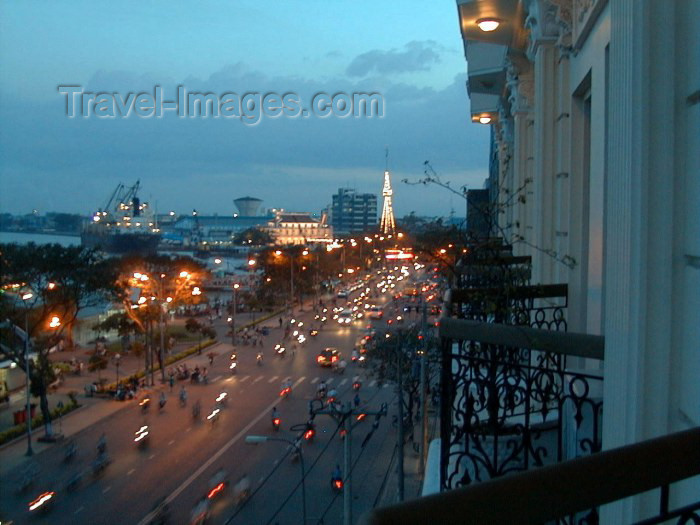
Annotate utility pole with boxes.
[290,254,295,313]
[396,333,405,501]
[308,398,388,525]
[343,402,352,525]
[24,311,33,456]
[231,283,239,348]
[159,277,165,383]
[419,297,428,473]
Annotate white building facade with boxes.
[458,0,699,520]
[265,211,332,246]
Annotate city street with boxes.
[0,286,405,525]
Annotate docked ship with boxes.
[81,181,161,255]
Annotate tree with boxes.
[364,324,440,443]
[185,318,215,353]
[0,243,119,436]
[233,227,273,246]
[403,161,577,271]
[116,254,209,381]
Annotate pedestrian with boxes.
[354,393,361,408]
[279,317,283,328]
[169,374,175,391]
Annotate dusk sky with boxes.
[0,0,489,219]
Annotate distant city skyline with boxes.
[0,0,490,218]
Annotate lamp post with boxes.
[290,254,295,314]
[231,283,240,348]
[114,353,121,386]
[21,292,34,456]
[245,435,307,524]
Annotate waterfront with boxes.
[0,231,80,247]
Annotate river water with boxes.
[0,231,81,247]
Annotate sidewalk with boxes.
[0,309,279,476]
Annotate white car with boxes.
[337,310,353,324]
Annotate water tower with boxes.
[234,196,263,217]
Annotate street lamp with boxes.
[245,435,307,524]
[113,353,121,385]
[21,292,34,456]
[231,283,240,348]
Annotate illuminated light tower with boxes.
[379,169,396,236]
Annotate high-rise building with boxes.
[330,188,377,235]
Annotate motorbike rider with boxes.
[332,464,342,483]
[272,406,280,422]
[180,385,188,406]
[159,391,167,408]
[234,474,251,504]
[281,378,292,394]
[317,380,327,398]
[97,432,107,455]
[192,399,201,419]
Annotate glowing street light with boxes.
[476,17,501,32]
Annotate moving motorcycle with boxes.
[63,440,77,463]
[134,425,150,449]
[28,491,55,514]
[274,344,286,358]
[207,407,221,425]
[215,391,228,408]
[207,469,229,501]
[272,409,281,431]
[92,452,111,477]
[331,466,344,492]
[229,361,237,374]
[256,352,264,366]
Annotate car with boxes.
[317,348,341,367]
[368,306,383,320]
[337,310,353,324]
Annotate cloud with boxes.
[346,41,442,77]
[0,60,489,217]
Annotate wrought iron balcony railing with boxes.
[360,426,700,525]
[439,315,604,490]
